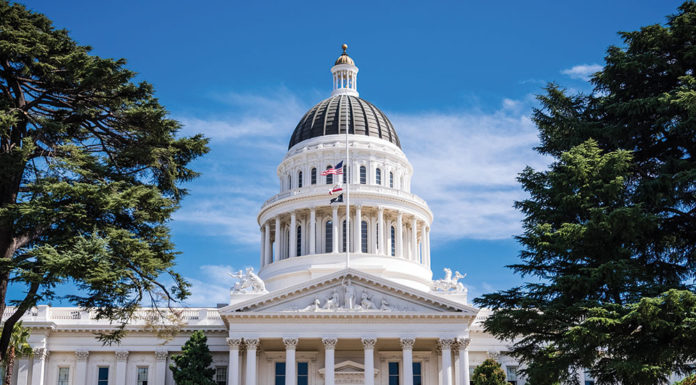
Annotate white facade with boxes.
[0,47,547,385]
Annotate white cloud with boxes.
[561,64,602,81]
[391,100,548,240]
[183,264,237,306]
[173,91,549,244]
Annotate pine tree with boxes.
[476,2,696,384]
[0,1,208,359]
[471,359,507,385]
[169,330,216,385]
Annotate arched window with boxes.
[288,175,292,190]
[361,221,368,253]
[298,171,303,188]
[376,168,382,185]
[311,168,317,185]
[326,165,333,184]
[325,220,333,253]
[343,166,349,184]
[389,172,394,188]
[360,166,366,184]
[296,226,302,257]
[390,226,396,256]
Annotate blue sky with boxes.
[18,0,685,306]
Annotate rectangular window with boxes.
[413,362,422,385]
[58,368,70,385]
[311,168,317,185]
[506,365,518,385]
[137,367,148,385]
[388,362,399,385]
[215,366,227,385]
[297,362,308,385]
[376,168,382,185]
[361,221,368,253]
[98,367,109,385]
[275,362,286,385]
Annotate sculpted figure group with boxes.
[301,280,394,312]
[229,267,268,294]
[432,268,466,293]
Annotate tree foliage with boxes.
[472,359,507,385]
[1,321,32,385]
[169,330,216,385]
[476,2,696,384]
[0,0,208,360]
[675,374,696,385]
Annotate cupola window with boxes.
[376,168,382,185]
[390,226,396,256]
[343,166,349,183]
[361,221,368,252]
[311,168,317,184]
[298,171,303,188]
[296,226,302,257]
[325,221,333,253]
[288,175,292,190]
[389,172,394,188]
[360,166,366,184]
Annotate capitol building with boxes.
[3,46,543,385]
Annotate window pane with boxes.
[275,362,286,385]
[390,226,395,256]
[342,220,347,252]
[376,168,381,185]
[137,367,149,385]
[390,172,394,188]
[215,367,227,385]
[361,221,367,253]
[98,367,109,385]
[311,168,317,184]
[298,171,303,188]
[297,226,302,257]
[326,166,333,184]
[325,221,333,253]
[413,362,422,385]
[297,362,309,385]
[343,166,349,183]
[388,362,399,385]
[360,166,366,184]
[58,368,70,385]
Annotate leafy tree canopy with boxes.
[476,2,696,384]
[472,358,507,385]
[169,330,216,385]
[0,0,208,360]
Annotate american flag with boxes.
[320,161,343,176]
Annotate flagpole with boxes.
[345,95,350,270]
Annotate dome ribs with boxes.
[288,95,401,149]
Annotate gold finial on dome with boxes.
[334,43,355,66]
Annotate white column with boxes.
[355,205,362,253]
[245,338,259,385]
[439,339,455,385]
[411,218,418,261]
[30,348,47,385]
[400,338,415,385]
[16,357,30,385]
[322,338,337,385]
[275,217,281,260]
[264,223,271,264]
[396,212,403,258]
[378,207,385,255]
[283,338,298,385]
[421,223,427,265]
[75,351,89,385]
[155,350,168,385]
[227,338,241,385]
[458,339,471,385]
[290,212,297,258]
[362,338,376,385]
[259,226,265,267]
[426,227,431,266]
[114,351,128,385]
[332,207,339,253]
[309,208,316,255]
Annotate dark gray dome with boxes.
[289,95,401,149]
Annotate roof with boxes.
[289,95,401,149]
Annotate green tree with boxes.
[675,374,696,385]
[1,321,33,385]
[476,2,696,384]
[0,1,208,360]
[472,359,507,385]
[169,330,216,385]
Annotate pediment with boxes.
[220,269,478,316]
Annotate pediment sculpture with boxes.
[229,267,268,294]
[432,268,466,293]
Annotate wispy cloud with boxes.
[561,64,602,81]
[183,264,236,306]
[392,99,548,240]
[173,90,548,244]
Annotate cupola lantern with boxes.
[331,43,359,97]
